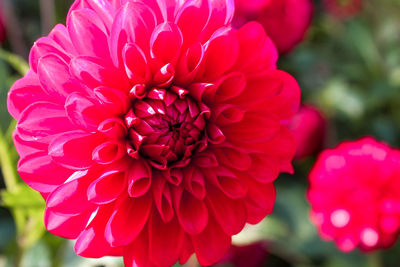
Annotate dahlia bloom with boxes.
[308,137,400,252]
[323,0,363,19]
[288,104,326,160]
[234,0,314,54]
[7,0,300,265]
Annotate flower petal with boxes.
[105,193,152,246]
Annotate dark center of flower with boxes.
[124,87,209,170]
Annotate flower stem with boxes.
[0,129,18,193]
[367,252,383,267]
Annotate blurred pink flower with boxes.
[0,3,6,43]
[7,0,300,266]
[288,104,327,160]
[308,137,400,252]
[234,0,314,54]
[324,0,363,19]
[216,242,269,267]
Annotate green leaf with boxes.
[0,49,29,76]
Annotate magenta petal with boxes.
[175,0,208,46]
[48,131,104,170]
[175,189,208,235]
[17,102,74,146]
[7,71,50,120]
[46,170,95,215]
[98,118,127,139]
[122,43,150,85]
[149,213,185,267]
[214,146,252,171]
[70,56,130,91]
[67,9,111,61]
[105,193,152,246]
[65,92,104,131]
[48,24,77,54]
[150,22,183,64]
[75,205,122,258]
[128,159,152,198]
[152,175,174,223]
[87,170,126,204]
[109,1,156,68]
[17,151,73,193]
[37,54,84,101]
[29,37,71,73]
[44,208,92,239]
[206,186,247,235]
[244,179,276,224]
[191,217,231,266]
[93,86,130,116]
[92,140,127,165]
[202,27,239,81]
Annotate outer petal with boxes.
[67,9,111,61]
[7,71,49,120]
[105,193,152,246]
[148,213,185,267]
[192,217,232,266]
[44,208,92,239]
[17,151,73,193]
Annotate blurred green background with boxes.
[1,0,400,266]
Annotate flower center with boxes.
[124,87,208,170]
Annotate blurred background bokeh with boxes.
[1,0,400,266]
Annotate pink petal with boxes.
[92,140,127,165]
[48,131,104,170]
[70,56,130,91]
[243,178,276,224]
[200,0,235,41]
[46,170,95,215]
[149,213,185,267]
[93,86,130,116]
[37,54,85,101]
[65,92,105,131]
[7,71,50,120]
[17,102,74,146]
[235,21,278,73]
[105,193,152,246]
[175,0,209,46]
[206,185,247,235]
[29,37,71,73]
[174,188,208,235]
[17,151,73,193]
[150,22,183,64]
[202,27,239,81]
[222,111,280,144]
[109,2,156,68]
[67,9,111,61]
[48,24,77,55]
[75,205,124,258]
[44,208,92,239]
[122,43,150,85]
[214,146,252,171]
[152,175,174,223]
[128,159,152,198]
[87,170,127,204]
[191,217,231,266]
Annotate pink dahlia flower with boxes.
[8,0,300,266]
[234,0,314,54]
[323,0,363,19]
[308,137,400,252]
[288,104,327,160]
